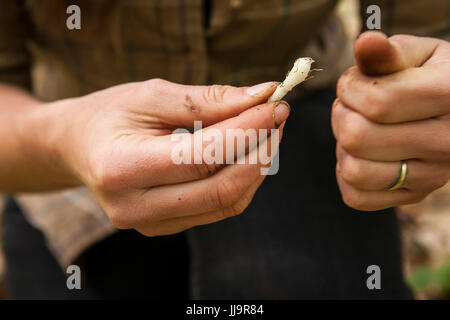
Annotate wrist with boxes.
[21,99,82,188]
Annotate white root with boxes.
[267,57,315,102]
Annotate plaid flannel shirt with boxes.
[0,0,449,268]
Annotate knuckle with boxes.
[140,78,167,99]
[389,34,409,45]
[336,76,345,97]
[137,225,164,237]
[436,175,450,189]
[362,87,390,122]
[339,180,377,211]
[338,115,367,153]
[438,135,450,160]
[421,134,450,162]
[87,152,124,194]
[138,228,158,237]
[144,78,166,92]
[337,66,358,98]
[340,155,364,185]
[107,207,134,230]
[331,99,342,138]
[190,142,222,178]
[337,66,392,124]
[107,196,149,230]
[212,175,242,209]
[428,174,449,192]
[225,194,253,218]
[341,189,367,211]
[203,85,229,104]
[403,192,427,205]
[336,66,355,98]
[414,164,450,192]
[331,99,341,119]
[192,161,221,179]
[137,224,185,237]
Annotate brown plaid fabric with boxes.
[1,0,449,268]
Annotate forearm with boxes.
[0,84,80,192]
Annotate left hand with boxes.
[332,31,450,211]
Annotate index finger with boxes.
[118,101,289,188]
[337,61,450,123]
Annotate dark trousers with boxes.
[2,198,189,299]
[2,88,413,299]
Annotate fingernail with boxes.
[246,82,277,97]
[274,101,290,127]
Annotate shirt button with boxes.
[230,0,243,9]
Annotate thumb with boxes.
[141,79,279,127]
[354,31,439,75]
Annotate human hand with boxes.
[332,31,450,211]
[37,79,289,235]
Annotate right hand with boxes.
[37,79,289,236]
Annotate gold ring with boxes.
[387,161,408,191]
